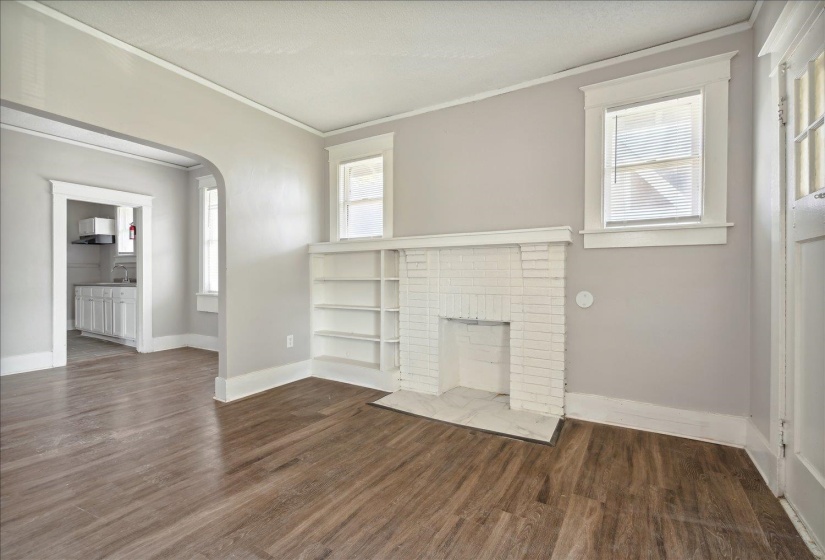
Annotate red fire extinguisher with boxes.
[129,222,136,240]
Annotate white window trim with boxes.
[116,206,136,257]
[197,174,218,313]
[580,52,736,248]
[326,133,394,242]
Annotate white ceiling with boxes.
[0,106,201,168]
[40,0,755,133]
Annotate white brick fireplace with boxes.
[399,242,566,416]
[308,227,572,425]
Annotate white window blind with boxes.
[339,155,383,239]
[604,92,704,227]
[116,206,134,255]
[202,188,219,293]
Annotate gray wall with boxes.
[187,167,219,338]
[750,1,787,439]
[0,127,190,357]
[1,1,326,379]
[326,31,755,416]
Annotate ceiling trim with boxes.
[1,122,197,170]
[18,0,324,137]
[323,19,753,136]
[20,0,758,138]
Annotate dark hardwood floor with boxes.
[0,348,813,559]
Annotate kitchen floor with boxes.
[67,329,136,364]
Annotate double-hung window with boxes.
[197,175,219,313]
[116,206,135,256]
[581,53,735,248]
[327,133,394,241]
[603,92,703,228]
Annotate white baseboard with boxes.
[1,352,55,376]
[745,419,780,495]
[152,334,219,352]
[67,320,75,330]
[565,392,748,448]
[214,359,312,402]
[186,334,219,352]
[152,335,189,351]
[312,359,400,392]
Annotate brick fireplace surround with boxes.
[399,242,567,416]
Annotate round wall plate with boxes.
[576,291,594,309]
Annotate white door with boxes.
[81,297,94,332]
[74,295,83,330]
[784,14,825,549]
[121,299,137,340]
[91,298,105,334]
[112,299,123,338]
[103,299,114,336]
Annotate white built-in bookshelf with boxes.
[310,250,400,379]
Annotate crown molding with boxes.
[17,0,324,137]
[1,123,198,170]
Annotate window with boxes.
[327,133,394,241]
[581,53,735,248]
[197,175,219,313]
[604,92,703,227]
[116,206,135,255]
[339,156,384,239]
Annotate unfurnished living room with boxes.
[0,1,823,558]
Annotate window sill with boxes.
[580,223,733,248]
[196,292,218,313]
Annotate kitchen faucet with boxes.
[112,264,130,283]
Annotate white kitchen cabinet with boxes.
[74,285,136,344]
[78,217,115,236]
[114,298,137,340]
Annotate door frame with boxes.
[757,0,824,495]
[52,180,154,365]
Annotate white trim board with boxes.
[214,360,312,402]
[565,392,748,447]
[746,419,780,495]
[153,334,219,352]
[0,352,54,376]
[0,123,197,170]
[312,358,400,393]
[309,227,572,254]
[18,0,757,137]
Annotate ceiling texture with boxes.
[40,0,756,133]
[0,106,201,168]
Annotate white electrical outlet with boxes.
[286,335,294,348]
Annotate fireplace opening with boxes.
[439,318,510,396]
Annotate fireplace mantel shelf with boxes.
[309,227,573,254]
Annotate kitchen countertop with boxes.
[78,283,138,287]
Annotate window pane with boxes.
[339,156,383,238]
[813,125,823,193]
[797,70,809,135]
[797,137,810,199]
[203,188,219,293]
[814,52,824,120]
[117,206,134,255]
[604,92,703,226]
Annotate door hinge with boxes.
[778,96,787,126]
[779,420,787,458]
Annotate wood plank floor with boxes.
[67,330,137,364]
[0,348,813,559]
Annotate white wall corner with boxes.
[565,392,748,447]
[745,418,780,495]
[312,358,400,392]
[0,352,55,376]
[214,359,312,402]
